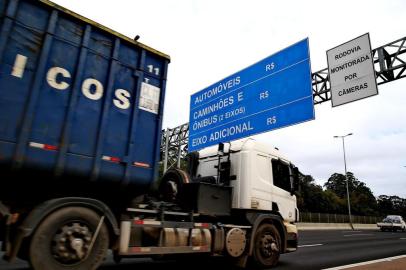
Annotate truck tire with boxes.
[29,206,109,270]
[251,223,281,268]
[159,168,190,202]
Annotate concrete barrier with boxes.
[297,222,378,230]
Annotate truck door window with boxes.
[271,160,291,192]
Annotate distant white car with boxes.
[377,215,406,232]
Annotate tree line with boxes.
[296,172,406,218]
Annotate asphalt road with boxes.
[277,229,406,269]
[1,229,405,270]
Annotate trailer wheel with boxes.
[252,223,281,268]
[29,207,109,270]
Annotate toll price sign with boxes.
[188,38,314,152]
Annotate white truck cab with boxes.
[188,138,300,259]
[196,138,299,223]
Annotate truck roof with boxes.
[197,138,290,162]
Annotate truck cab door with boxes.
[250,154,273,211]
[270,159,297,222]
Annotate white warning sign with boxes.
[327,33,378,107]
[139,82,160,114]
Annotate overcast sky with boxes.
[53,0,406,198]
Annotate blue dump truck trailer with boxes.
[0,1,299,269]
[0,0,169,199]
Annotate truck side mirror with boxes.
[218,143,224,155]
[291,167,300,194]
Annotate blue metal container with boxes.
[0,0,170,194]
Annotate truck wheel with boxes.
[159,168,190,202]
[252,223,281,268]
[29,207,109,270]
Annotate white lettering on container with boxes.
[113,89,131,109]
[82,78,104,100]
[46,67,71,90]
[11,54,28,78]
[9,54,140,110]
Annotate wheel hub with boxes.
[71,238,85,259]
[260,234,279,258]
[52,222,92,264]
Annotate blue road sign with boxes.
[188,38,314,152]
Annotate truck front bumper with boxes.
[284,222,298,252]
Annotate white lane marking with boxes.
[341,230,363,233]
[400,238,406,240]
[298,243,323,248]
[343,233,374,237]
[322,254,406,270]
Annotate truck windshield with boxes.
[383,216,401,223]
[271,159,291,192]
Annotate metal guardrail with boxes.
[299,212,382,224]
